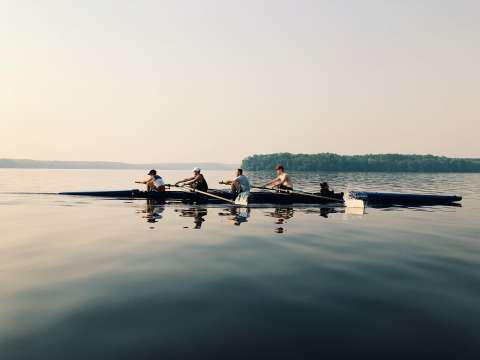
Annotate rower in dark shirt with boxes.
[175,167,208,191]
[320,182,334,196]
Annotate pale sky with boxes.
[1,0,479,163]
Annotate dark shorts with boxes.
[192,184,208,192]
[151,185,166,192]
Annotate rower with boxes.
[264,165,293,191]
[135,169,166,192]
[320,182,333,196]
[320,181,343,198]
[175,167,209,191]
[220,168,251,196]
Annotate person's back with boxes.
[278,172,293,190]
[175,167,208,191]
[235,174,250,193]
[153,175,165,189]
[193,174,208,192]
[263,165,293,190]
[320,182,334,196]
[135,169,165,192]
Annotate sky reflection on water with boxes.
[0,170,479,359]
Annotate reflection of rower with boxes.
[135,169,166,192]
[143,199,165,223]
[264,165,293,191]
[320,207,336,218]
[267,207,295,222]
[176,207,208,229]
[218,207,250,226]
[175,167,208,191]
[267,207,294,233]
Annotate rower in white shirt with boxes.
[220,168,251,196]
[135,169,166,192]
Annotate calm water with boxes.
[1,169,479,359]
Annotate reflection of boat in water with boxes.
[136,199,366,233]
[60,189,462,206]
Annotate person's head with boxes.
[236,168,243,176]
[275,165,285,174]
[320,182,329,189]
[148,169,157,177]
[193,167,201,175]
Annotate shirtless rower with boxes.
[135,169,166,192]
[264,165,293,190]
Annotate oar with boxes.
[251,185,342,202]
[251,185,364,208]
[171,184,245,205]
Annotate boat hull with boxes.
[59,189,342,204]
[59,189,462,206]
[350,191,462,206]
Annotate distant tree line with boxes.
[0,159,235,170]
[241,153,480,172]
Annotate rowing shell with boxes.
[59,189,462,206]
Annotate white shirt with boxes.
[235,174,250,193]
[153,175,165,187]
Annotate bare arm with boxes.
[135,178,154,185]
[264,176,281,187]
[183,174,200,186]
[175,176,195,186]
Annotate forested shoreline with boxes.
[242,153,480,172]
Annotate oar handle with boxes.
[251,184,344,203]
[251,185,277,191]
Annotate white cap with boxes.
[193,167,201,172]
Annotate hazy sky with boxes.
[1,0,479,163]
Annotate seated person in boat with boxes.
[175,167,209,191]
[320,182,334,196]
[220,168,251,196]
[264,165,293,190]
[320,181,343,198]
[135,169,166,192]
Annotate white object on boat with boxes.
[234,192,250,206]
[343,193,365,209]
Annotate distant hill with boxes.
[242,153,480,172]
[0,159,237,170]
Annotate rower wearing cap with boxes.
[175,167,209,191]
[135,169,166,192]
[264,165,293,191]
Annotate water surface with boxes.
[0,169,479,359]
